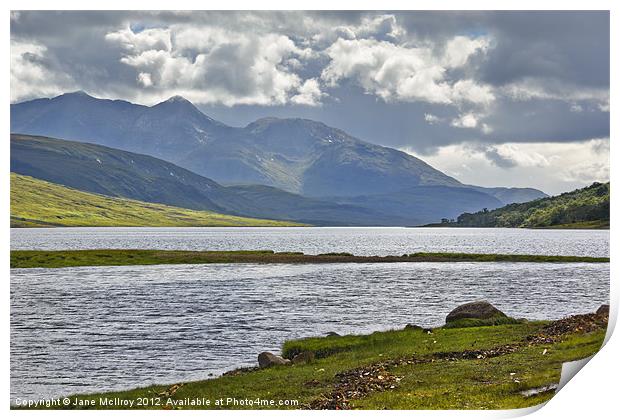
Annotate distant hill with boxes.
[10,134,402,226]
[328,185,504,225]
[11,91,546,204]
[10,173,302,228]
[445,182,610,229]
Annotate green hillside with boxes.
[10,173,303,228]
[450,182,609,228]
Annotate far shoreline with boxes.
[10,224,611,230]
[418,220,610,230]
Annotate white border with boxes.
[3,1,617,419]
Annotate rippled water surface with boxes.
[11,261,608,401]
[11,227,609,257]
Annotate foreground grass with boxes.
[10,250,609,268]
[10,173,302,228]
[42,320,605,410]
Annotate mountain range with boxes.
[11,92,548,226]
[11,134,396,226]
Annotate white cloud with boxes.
[403,138,610,195]
[354,14,406,40]
[442,36,490,68]
[598,103,610,112]
[105,26,320,106]
[451,80,495,106]
[490,143,551,168]
[105,27,172,53]
[311,14,406,46]
[10,40,75,102]
[481,123,493,134]
[137,72,153,87]
[321,37,495,106]
[570,103,583,113]
[562,162,610,184]
[451,113,479,128]
[424,113,442,124]
[291,78,324,106]
[501,77,609,110]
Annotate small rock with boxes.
[304,379,321,388]
[292,351,315,365]
[446,301,507,323]
[258,351,291,368]
[596,304,610,317]
[326,331,340,337]
[404,324,423,331]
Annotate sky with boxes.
[10,11,610,194]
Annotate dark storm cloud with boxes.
[394,11,609,87]
[10,10,609,153]
[482,147,517,169]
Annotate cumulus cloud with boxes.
[102,25,322,106]
[311,14,406,47]
[501,77,609,111]
[481,123,493,134]
[137,72,153,87]
[562,162,610,184]
[105,27,172,53]
[482,146,517,168]
[424,113,442,124]
[291,78,324,106]
[321,37,495,106]
[10,40,75,102]
[406,138,609,194]
[451,80,495,106]
[451,113,479,128]
[351,14,406,41]
[442,35,490,68]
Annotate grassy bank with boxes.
[34,311,607,410]
[10,250,609,269]
[10,173,303,228]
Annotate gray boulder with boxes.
[404,324,423,331]
[258,352,291,368]
[446,301,507,323]
[326,331,340,337]
[292,351,315,365]
[596,304,610,317]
